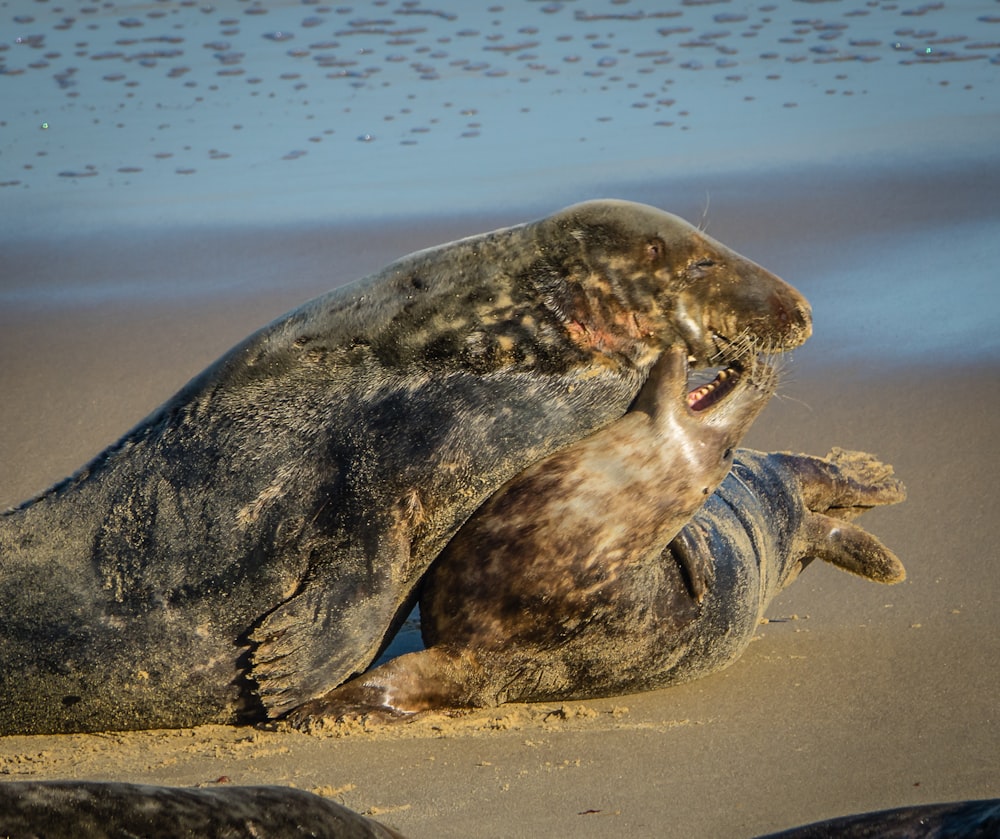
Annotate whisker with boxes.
[698,192,712,233]
[771,390,814,411]
[711,328,762,366]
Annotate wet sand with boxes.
[2,1,999,836]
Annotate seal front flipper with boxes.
[250,495,424,719]
[668,523,715,601]
[250,584,401,718]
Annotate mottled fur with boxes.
[0,200,810,734]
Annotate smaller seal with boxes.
[286,339,778,723]
[292,446,905,721]
[0,782,407,839]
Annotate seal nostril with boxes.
[770,293,792,328]
[769,293,813,340]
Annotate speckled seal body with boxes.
[0,200,810,734]
[310,448,904,718]
[0,782,406,839]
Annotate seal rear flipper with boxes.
[799,512,906,584]
[776,449,906,518]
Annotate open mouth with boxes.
[686,362,743,412]
[682,329,761,412]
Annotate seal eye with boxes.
[686,257,719,282]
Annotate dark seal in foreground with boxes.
[305,448,904,719]
[0,200,810,734]
[0,782,406,839]
[754,798,1000,839]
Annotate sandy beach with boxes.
[2,1,999,836]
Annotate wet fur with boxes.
[0,200,810,734]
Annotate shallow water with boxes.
[3,0,998,234]
[799,216,1000,365]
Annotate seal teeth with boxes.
[687,366,740,411]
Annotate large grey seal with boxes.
[0,200,811,734]
[300,447,904,719]
[0,782,407,838]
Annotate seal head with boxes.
[530,200,811,370]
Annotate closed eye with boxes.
[686,257,718,280]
